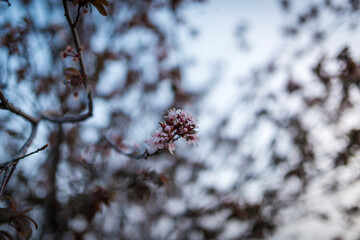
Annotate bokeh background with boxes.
[1,0,360,239]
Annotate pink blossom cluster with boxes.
[145,109,199,154]
[60,45,83,62]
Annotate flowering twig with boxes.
[62,0,87,76]
[41,0,93,123]
[145,108,199,155]
[106,108,199,159]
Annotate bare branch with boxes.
[0,0,11,7]
[104,137,161,160]
[41,92,93,123]
[0,124,47,197]
[0,168,10,198]
[0,90,42,196]
[73,5,82,28]
[11,144,48,166]
[0,88,38,125]
[0,124,38,171]
[12,123,38,160]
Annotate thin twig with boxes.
[0,89,40,158]
[105,137,161,160]
[41,92,92,123]
[0,123,39,170]
[0,124,45,197]
[0,91,41,196]
[0,142,48,198]
[73,5,82,28]
[0,169,10,198]
[13,124,38,160]
[10,144,48,166]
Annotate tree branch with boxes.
[0,125,47,197]
[104,137,161,160]
[0,88,39,125]
[12,123,38,160]
[0,0,94,196]
[41,125,62,237]
[0,90,46,196]
[41,92,93,123]
[73,4,82,28]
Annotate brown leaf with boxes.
[63,67,80,77]
[21,215,38,230]
[6,197,17,213]
[63,67,83,88]
[158,175,170,186]
[15,218,33,239]
[91,2,108,16]
[91,186,115,209]
[93,0,109,6]
[129,182,151,201]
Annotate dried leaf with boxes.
[93,0,109,6]
[63,67,80,77]
[158,175,170,186]
[21,215,38,230]
[63,67,83,88]
[7,198,16,213]
[91,2,107,16]
[15,218,33,239]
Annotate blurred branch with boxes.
[0,0,11,6]
[0,88,38,125]
[41,92,93,123]
[12,124,39,160]
[0,90,47,196]
[0,142,48,171]
[104,137,161,160]
[73,5,82,28]
[41,125,62,238]
[0,124,47,197]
